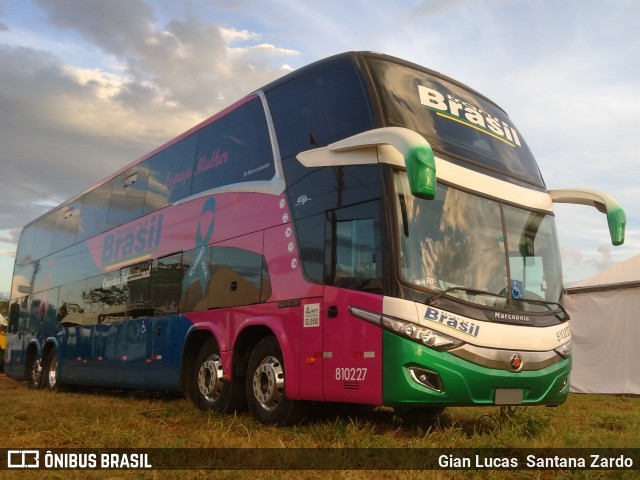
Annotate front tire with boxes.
[246,336,305,426]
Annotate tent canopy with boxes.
[564,254,640,395]
[568,254,640,293]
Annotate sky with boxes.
[0,0,638,298]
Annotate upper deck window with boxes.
[366,58,545,188]
[266,57,374,160]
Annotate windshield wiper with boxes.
[426,286,570,321]
[515,298,570,321]
[425,286,504,305]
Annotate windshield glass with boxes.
[367,57,545,188]
[393,171,563,312]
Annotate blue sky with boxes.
[0,0,639,298]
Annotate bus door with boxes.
[322,202,384,404]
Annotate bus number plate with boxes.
[495,389,523,405]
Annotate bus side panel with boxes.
[298,298,324,400]
[185,304,305,400]
[145,313,192,390]
[262,223,323,302]
[58,326,93,384]
[262,222,324,400]
[322,286,383,405]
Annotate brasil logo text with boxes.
[418,85,522,148]
[424,306,480,338]
[101,213,163,268]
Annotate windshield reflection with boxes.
[394,171,563,313]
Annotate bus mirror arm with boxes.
[297,127,437,200]
[548,189,626,246]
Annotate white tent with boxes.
[564,254,640,394]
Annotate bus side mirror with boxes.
[297,127,437,200]
[548,189,626,246]
[406,144,436,200]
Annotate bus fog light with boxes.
[408,367,444,392]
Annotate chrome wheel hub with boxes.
[31,358,43,385]
[197,355,224,402]
[48,355,58,387]
[252,356,284,411]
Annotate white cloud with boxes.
[0,1,298,259]
[219,27,260,43]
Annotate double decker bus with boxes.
[6,52,625,425]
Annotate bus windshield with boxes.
[393,171,563,313]
[367,57,545,188]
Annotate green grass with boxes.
[1,375,638,479]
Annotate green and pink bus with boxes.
[6,52,625,425]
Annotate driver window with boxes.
[326,201,382,292]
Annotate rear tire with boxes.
[245,336,305,426]
[28,356,43,389]
[191,338,232,411]
[43,349,60,391]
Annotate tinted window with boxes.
[107,164,149,228]
[285,164,383,220]
[19,296,30,332]
[180,247,211,313]
[76,182,112,243]
[29,214,55,260]
[90,271,129,323]
[147,133,198,207]
[295,214,325,284]
[122,261,152,318]
[84,275,108,325]
[151,253,182,315]
[267,58,374,159]
[326,201,383,293]
[208,246,270,308]
[31,289,58,329]
[15,226,34,267]
[58,279,87,326]
[8,300,21,334]
[50,242,98,290]
[191,97,274,196]
[51,200,81,253]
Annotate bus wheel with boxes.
[43,349,60,391]
[28,356,43,389]
[192,339,230,411]
[246,336,305,426]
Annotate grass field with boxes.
[0,374,638,479]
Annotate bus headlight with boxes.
[382,316,464,351]
[554,340,572,359]
[348,306,464,351]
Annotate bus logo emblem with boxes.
[509,353,524,372]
